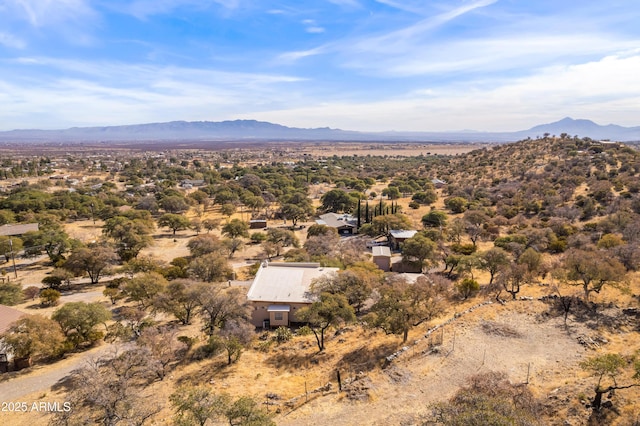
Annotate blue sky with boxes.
[1,0,639,132]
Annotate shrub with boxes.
[40,289,61,307]
[456,278,479,300]
[274,326,293,344]
[296,325,313,336]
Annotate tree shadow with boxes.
[174,358,234,386]
[263,345,335,372]
[542,297,632,332]
[152,233,192,240]
[337,341,400,373]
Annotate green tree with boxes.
[477,247,511,285]
[40,288,61,306]
[382,186,401,200]
[52,302,111,348]
[0,315,65,362]
[580,353,640,412]
[187,234,222,257]
[216,318,255,365]
[189,253,233,282]
[222,218,250,239]
[422,210,448,228]
[312,264,382,313]
[444,196,468,213]
[160,195,190,213]
[366,276,445,342]
[123,272,168,309]
[371,213,412,235]
[170,386,229,426]
[0,281,23,305]
[412,190,437,205]
[102,215,154,261]
[158,213,192,236]
[320,189,357,213]
[220,203,237,218]
[401,234,437,273]
[225,396,275,426]
[203,218,221,233]
[563,249,626,301]
[63,245,118,284]
[496,264,529,300]
[153,279,202,325]
[280,203,308,227]
[297,292,356,351]
[456,278,480,300]
[0,236,22,262]
[22,227,74,263]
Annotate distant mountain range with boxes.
[0,117,638,144]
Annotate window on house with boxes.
[274,312,283,321]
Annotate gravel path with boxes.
[0,344,115,401]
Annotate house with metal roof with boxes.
[389,229,418,250]
[246,262,339,328]
[315,213,357,234]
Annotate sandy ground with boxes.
[278,301,592,426]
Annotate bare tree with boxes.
[196,285,250,335]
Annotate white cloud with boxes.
[2,0,96,27]
[279,0,498,66]
[238,51,640,132]
[0,32,26,49]
[326,0,360,8]
[123,0,240,19]
[0,57,306,129]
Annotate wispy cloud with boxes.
[373,0,429,15]
[1,56,307,128]
[122,0,241,19]
[325,0,360,8]
[302,19,325,34]
[278,0,498,66]
[1,0,97,27]
[0,32,26,49]
[241,50,640,132]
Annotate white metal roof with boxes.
[247,262,339,304]
[372,246,391,257]
[389,229,418,239]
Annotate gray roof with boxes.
[372,246,391,257]
[389,229,418,239]
[316,213,357,229]
[247,262,339,304]
[0,223,39,236]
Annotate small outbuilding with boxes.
[372,246,392,272]
[249,219,268,229]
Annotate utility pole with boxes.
[9,237,17,279]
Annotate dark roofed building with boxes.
[316,213,357,234]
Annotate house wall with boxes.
[250,301,310,328]
[373,255,391,272]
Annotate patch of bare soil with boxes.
[277,301,593,426]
